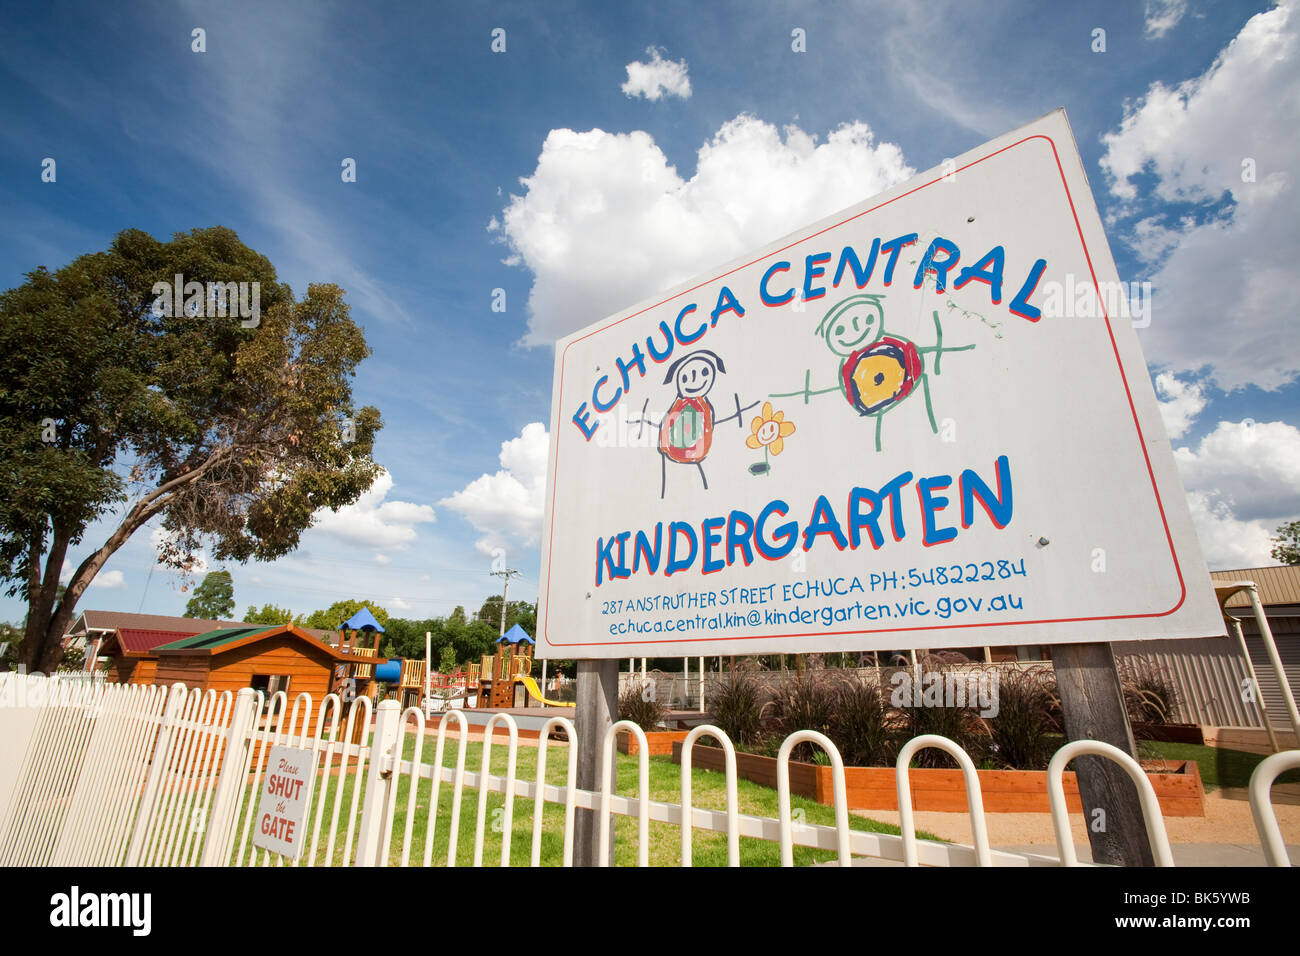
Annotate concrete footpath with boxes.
[992,842,1299,866]
[853,788,1300,866]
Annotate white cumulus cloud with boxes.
[310,469,436,550]
[89,570,127,590]
[1169,418,1300,567]
[1145,0,1189,38]
[494,114,914,345]
[621,47,691,101]
[1183,491,1277,568]
[1155,372,1208,440]
[440,423,549,556]
[1100,1,1300,391]
[1173,419,1300,521]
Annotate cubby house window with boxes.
[249,674,291,696]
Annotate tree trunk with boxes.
[22,507,155,671]
[17,446,232,673]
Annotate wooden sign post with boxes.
[574,659,618,866]
[1050,643,1154,866]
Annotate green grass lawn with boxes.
[1140,740,1300,792]
[229,734,940,866]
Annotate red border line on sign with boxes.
[542,133,1187,649]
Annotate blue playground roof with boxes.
[339,607,385,633]
[498,623,534,645]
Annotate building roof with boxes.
[105,628,197,656]
[498,623,534,645]
[157,625,280,651]
[155,623,387,664]
[1210,566,1300,608]
[340,607,385,633]
[67,609,334,642]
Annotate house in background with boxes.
[65,609,335,676]
[152,623,387,699]
[1108,565,1300,752]
[95,628,194,685]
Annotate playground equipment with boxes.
[476,624,535,708]
[518,674,574,708]
[455,624,573,709]
[331,608,391,740]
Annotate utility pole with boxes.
[489,567,521,638]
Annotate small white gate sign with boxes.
[537,109,1223,659]
[252,745,314,859]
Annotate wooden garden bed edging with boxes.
[670,743,1204,816]
[1131,722,1205,745]
[618,729,692,756]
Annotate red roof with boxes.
[114,628,199,655]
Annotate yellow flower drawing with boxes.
[746,402,796,455]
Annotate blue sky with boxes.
[1,0,1297,626]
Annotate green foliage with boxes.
[299,599,389,633]
[243,603,296,625]
[1271,519,1300,565]
[0,226,382,670]
[56,641,86,672]
[617,680,667,731]
[0,621,19,669]
[438,644,458,674]
[475,597,536,636]
[184,569,235,619]
[378,615,497,668]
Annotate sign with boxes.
[251,745,314,859]
[537,109,1223,659]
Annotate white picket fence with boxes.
[0,671,1296,867]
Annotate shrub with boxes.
[1117,657,1181,724]
[770,673,837,763]
[827,672,897,767]
[983,665,1059,770]
[617,679,667,731]
[891,656,990,768]
[707,670,769,748]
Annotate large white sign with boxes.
[537,110,1223,660]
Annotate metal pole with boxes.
[1228,616,1279,752]
[500,576,510,638]
[699,656,705,713]
[1245,585,1300,741]
[489,567,520,639]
